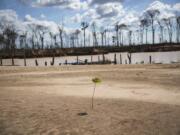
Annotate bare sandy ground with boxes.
[0,64,180,135]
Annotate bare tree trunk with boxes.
[0,57,2,66]
[84,29,86,47]
[149,55,152,64]
[146,28,148,45]
[127,53,131,64]
[35,59,38,66]
[24,48,26,66]
[11,46,14,66]
[76,56,79,64]
[98,56,100,63]
[102,54,105,64]
[152,20,155,45]
[114,53,117,64]
[51,54,55,66]
[120,54,122,64]
[116,30,119,46]
[91,55,93,64]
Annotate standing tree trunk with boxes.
[120,54,122,64]
[24,47,26,66]
[0,57,2,66]
[146,28,148,44]
[116,29,119,46]
[114,53,117,64]
[152,19,155,45]
[83,29,86,47]
[127,53,132,64]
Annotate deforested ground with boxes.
[0,64,180,135]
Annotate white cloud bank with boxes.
[0,1,180,46]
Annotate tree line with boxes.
[0,8,180,65]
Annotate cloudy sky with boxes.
[0,0,180,46]
[0,0,179,28]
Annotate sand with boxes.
[0,64,180,135]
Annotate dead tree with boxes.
[75,29,81,47]
[3,25,18,66]
[20,32,27,66]
[58,26,64,48]
[145,9,160,45]
[120,54,122,64]
[119,24,127,46]
[158,20,164,43]
[176,16,180,43]
[127,53,132,64]
[114,53,117,64]
[81,22,89,47]
[115,24,119,46]
[91,22,98,47]
[163,17,173,43]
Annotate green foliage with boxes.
[92,77,101,84]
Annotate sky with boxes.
[0,0,179,27]
[0,0,180,47]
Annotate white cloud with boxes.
[89,0,123,5]
[24,14,59,34]
[32,0,88,10]
[173,3,180,17]
[119,11,139,26]
[146,0,171,11]
[0,9,26,32]
[96,2,124,18]
[145,1,175,19]
[70,13,82,23]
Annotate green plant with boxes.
[91,77,101,109]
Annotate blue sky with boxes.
[0,0,179,24]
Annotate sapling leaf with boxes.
[91,77,101,109]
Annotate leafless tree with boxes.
[115,23,119,46]
[74,29,81,47]
[100,27,105,46]
[119,24,127,46]
[37,25,47,50]
[163,17,173,43]
[19,32,27,66]
[81,21,89,47]
[91,22,98,47]
[158,20,164,43]
[3,25,18,65]
[128,30,132,46]
[49,32,54,49]
[145,9,160,45]
[176,16,180,43]
[58,25,64,48]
